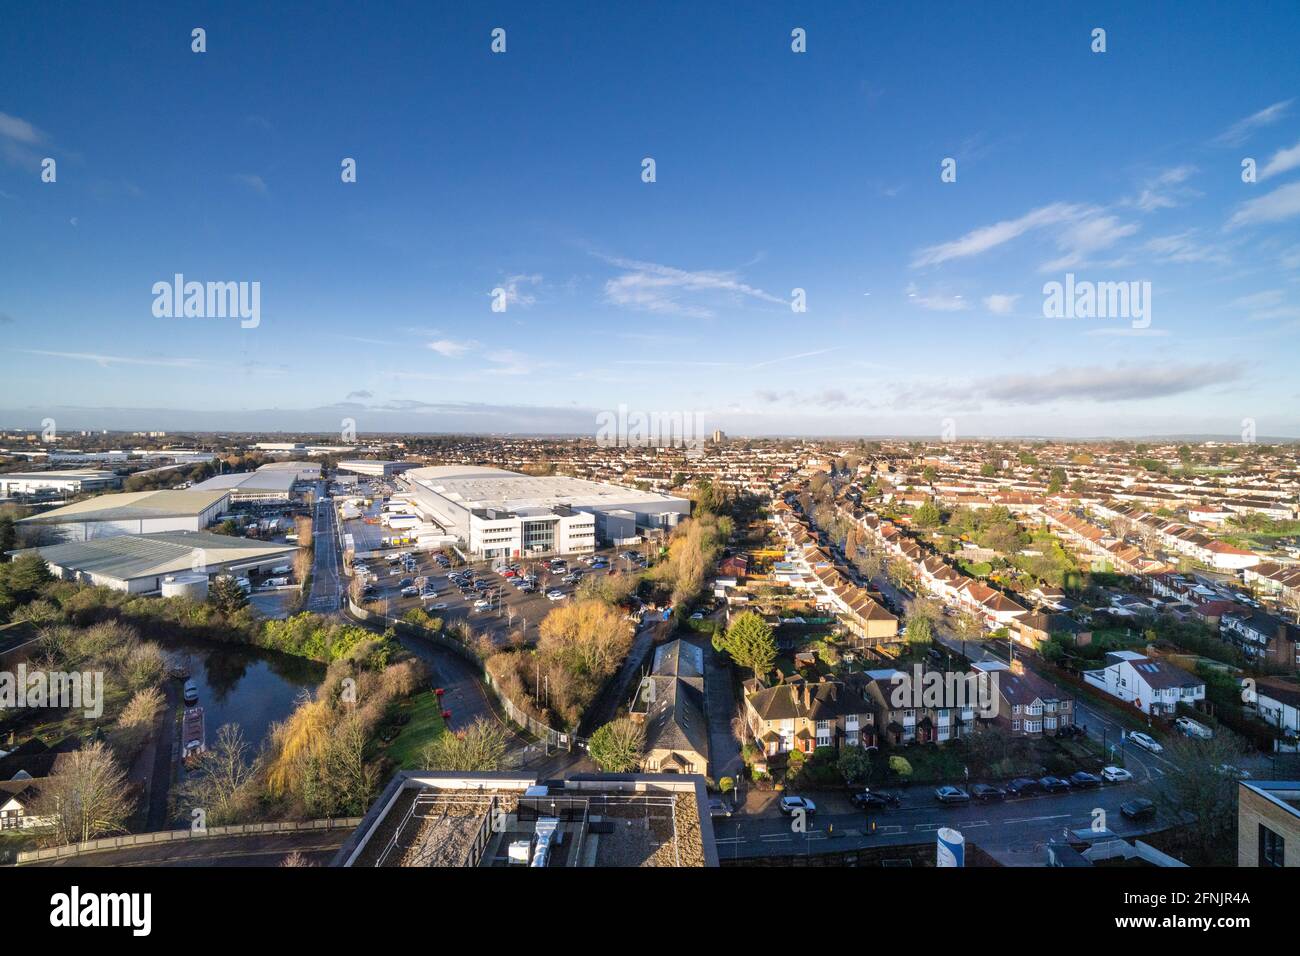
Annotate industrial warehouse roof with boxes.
[0,469,118,481]
[193,470,297,492]
[17,531,296,582]
[403,466,688,512]
[19,488,231,523]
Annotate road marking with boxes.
[760,832,792,842]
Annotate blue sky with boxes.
[2,1,1299,438]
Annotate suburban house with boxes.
[631,639,710,776]
[743,677,877,757]
[972,659,1075,735]
[1252,678,1300,753]
[0,778,52,830]
[1083,650,1205,717]
[856,668,981,745]
[1221,611,1300,670]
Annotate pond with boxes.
[164,638,323,750]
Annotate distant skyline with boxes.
[3,2,1300,438]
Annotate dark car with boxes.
[1038,776,1071,793]
[970,783,1006,802]
[1068,771,1102,789]
[1121,798,1157,820]
[850,789,900,810]
[1006,777,1042,796]
[934,786,971,804]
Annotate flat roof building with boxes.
[1238,780,1300,867]
[337,459,417,478]
[0,469,121,498]
[400,466,690,560]
[333,771,717,868]
[192,470,297,503]
[18,489,230,542]
[13,531,297,594]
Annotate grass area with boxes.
[0,683,134,746]
[380,691,447,770]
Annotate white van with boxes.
[1175,716,1214,739]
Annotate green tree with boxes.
[913,499,942,529]
[209,575,249,616]
[421,718,510,772]
[718,611,777,678]
[1047,467,1067,494]
[904,616,933,645]
[587,717,645,773]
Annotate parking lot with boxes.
[351,543,638,649]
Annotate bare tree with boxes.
[34,742,135,846]
[187,724,256,825]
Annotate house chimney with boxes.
[1010,658,1025,676]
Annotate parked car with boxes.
[1006,777,1042,796]
[429,603,449,611]
[970,783,1006,802]
[707,799,732,818]
[400,586,419,597]
[1101,766,1133,783]
[546,590,566,601]
[1128,732,1163,754]
[473,599,491,611]
[1068,771,1102,789]
[1120,797,1156,820]
[934,786,971,804]
[778,795,816,816]
[1055,724,1084,739]
[850,789,900,809]
[1038,776,1071,793]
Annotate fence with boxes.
[13,817,362,864]
[347,599,584,751]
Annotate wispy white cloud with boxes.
[600,254,786,318]
[492,273,542,308]
[1040,214,1139,272]
[1212,99,1293,147]
[18,349,202,369]
[1130,165,1198,212]
[1226,180,1300,230]
[911,202,1091,267]
[905,282,969,311]
[748,348,833,370]
[427,338,478,357]
[983,293,1020,314]
[1260,137,1300,180]
[0,111,48,168]
[1143,231,1232,265]
[233,173,269,195]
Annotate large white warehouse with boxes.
[399,466,690,560]
[16,531,298,594]
[18,489,231,542]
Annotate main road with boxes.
[712,781,1165,863]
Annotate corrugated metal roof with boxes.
[20,489,230,522]
[23,531,296,582]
